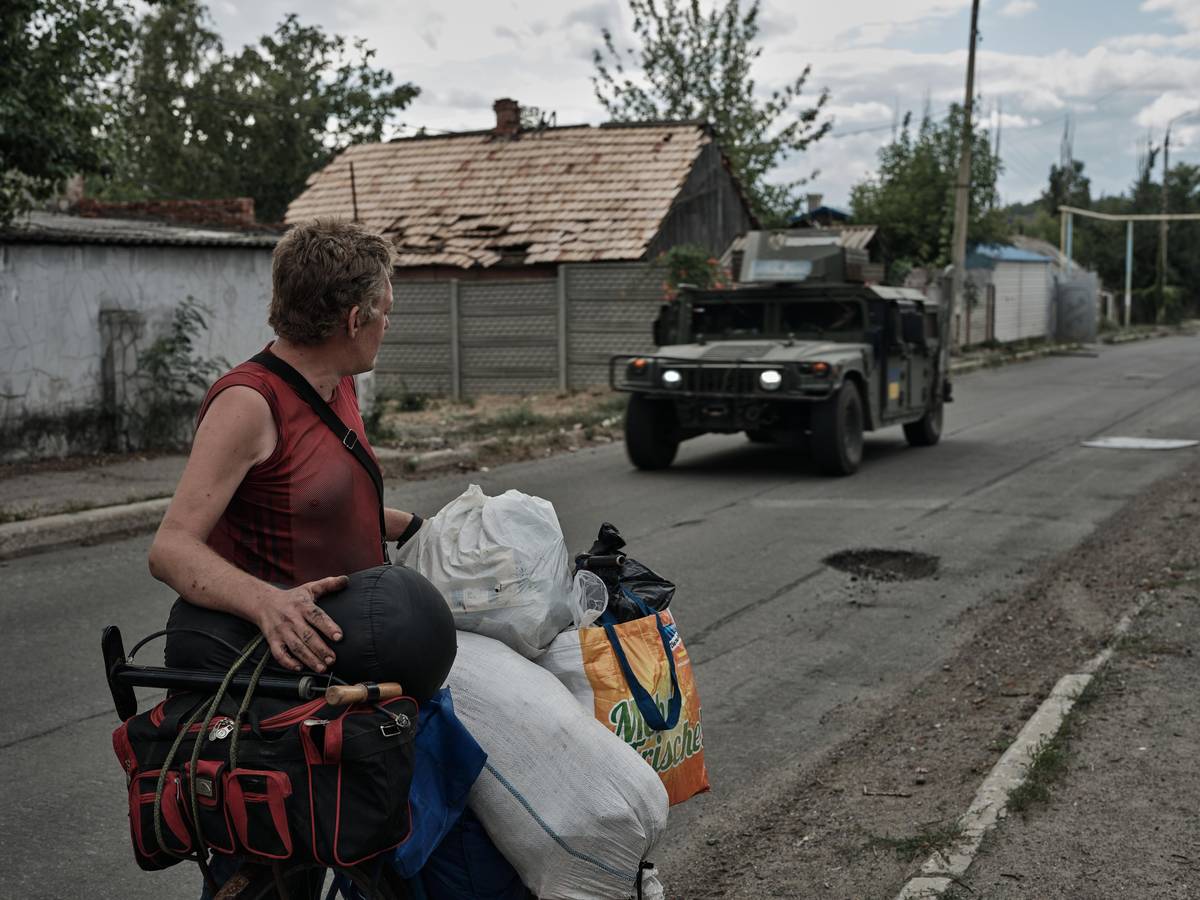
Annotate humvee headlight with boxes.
[661,369,683,388]
[759,370,783,391]
[811,361,831,377]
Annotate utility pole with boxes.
[1158,126,1170,313]
[947,0,980,360]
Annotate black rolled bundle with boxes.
[164,564,457,704]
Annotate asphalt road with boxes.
[3,336,1199,898]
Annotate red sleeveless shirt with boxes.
[197,348,385,587]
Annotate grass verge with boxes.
[1006,669,1107,814]
[867,820,966,863]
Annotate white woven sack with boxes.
[396,484,576,658]
[448,631,669,899]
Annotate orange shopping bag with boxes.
[541,601,709,806]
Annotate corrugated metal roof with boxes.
[285,123,722,268]
[838,225,877,251]
[1009,234,1067,265]
[970,243,1053,264]
[1,211,279,249]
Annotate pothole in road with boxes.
[823,548,940,582]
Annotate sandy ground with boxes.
[667,459,1200,899]
[961,567,1200,898]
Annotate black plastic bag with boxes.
[574,522,675,622]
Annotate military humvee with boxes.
[610,230,949,475]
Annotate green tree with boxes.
[592,0,830,225]
[1041,158,1091,215]
[0,0,134,224]
[99,1,419,222]
[1008,148,1200,324]
[849,106,1005,280]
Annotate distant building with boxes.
[963,244,1056,345]
[790,193,851,229]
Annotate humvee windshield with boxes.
[691,301,767,338]
[689,299,864,339]
[780,300,864,336]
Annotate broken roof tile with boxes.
[286,122,744,269]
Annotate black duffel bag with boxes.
[113,666,418,871]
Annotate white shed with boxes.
[962,244,1055,345]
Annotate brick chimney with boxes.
[493,98,521,138]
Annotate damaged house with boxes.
[286,99,755,396]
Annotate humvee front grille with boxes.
[690,367,758,394]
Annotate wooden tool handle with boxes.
[325,681,404,706]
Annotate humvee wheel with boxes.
[903,402,943,447]
[811,383,864,476]
[625,393,680,470]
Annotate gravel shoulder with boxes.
[667,458,1200,899]
[961,567,1200,898]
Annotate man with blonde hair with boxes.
[150,219,421,674]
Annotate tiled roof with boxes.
[1,211,279,249]
[285,122,720,268]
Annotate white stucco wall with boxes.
[0,241,275,419]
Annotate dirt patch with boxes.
[963,581,1200,897]
[823,548,940,582]
[369,388,628,478]
[667,463,1200,899]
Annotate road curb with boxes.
[892,591,1157,899]
[950,344,1074,376]
[0,497,171,561]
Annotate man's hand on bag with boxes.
[257,575,348,672]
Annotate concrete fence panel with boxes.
[460,280,558,396]
[377,264,666,398]
[379,280,452,396]
[564,263,662,389]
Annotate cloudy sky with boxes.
[207,0,1200,211]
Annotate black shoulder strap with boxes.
[250,350,388,558]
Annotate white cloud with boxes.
[1134,91,1200,130]
[999,0,1036,18]
[981,109,1041,130]
[1103,31,1200,51]
[825,101,895,127]
[1141,0,1200,32]
[199,0,1200,207]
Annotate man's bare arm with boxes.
[148,386,345,673]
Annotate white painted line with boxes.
[892,592,1155,900]
[1082,437,1199,450]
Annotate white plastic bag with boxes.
[448,630,669,899]
[397,484,587,657]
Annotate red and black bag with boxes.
[113,674,417,870]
